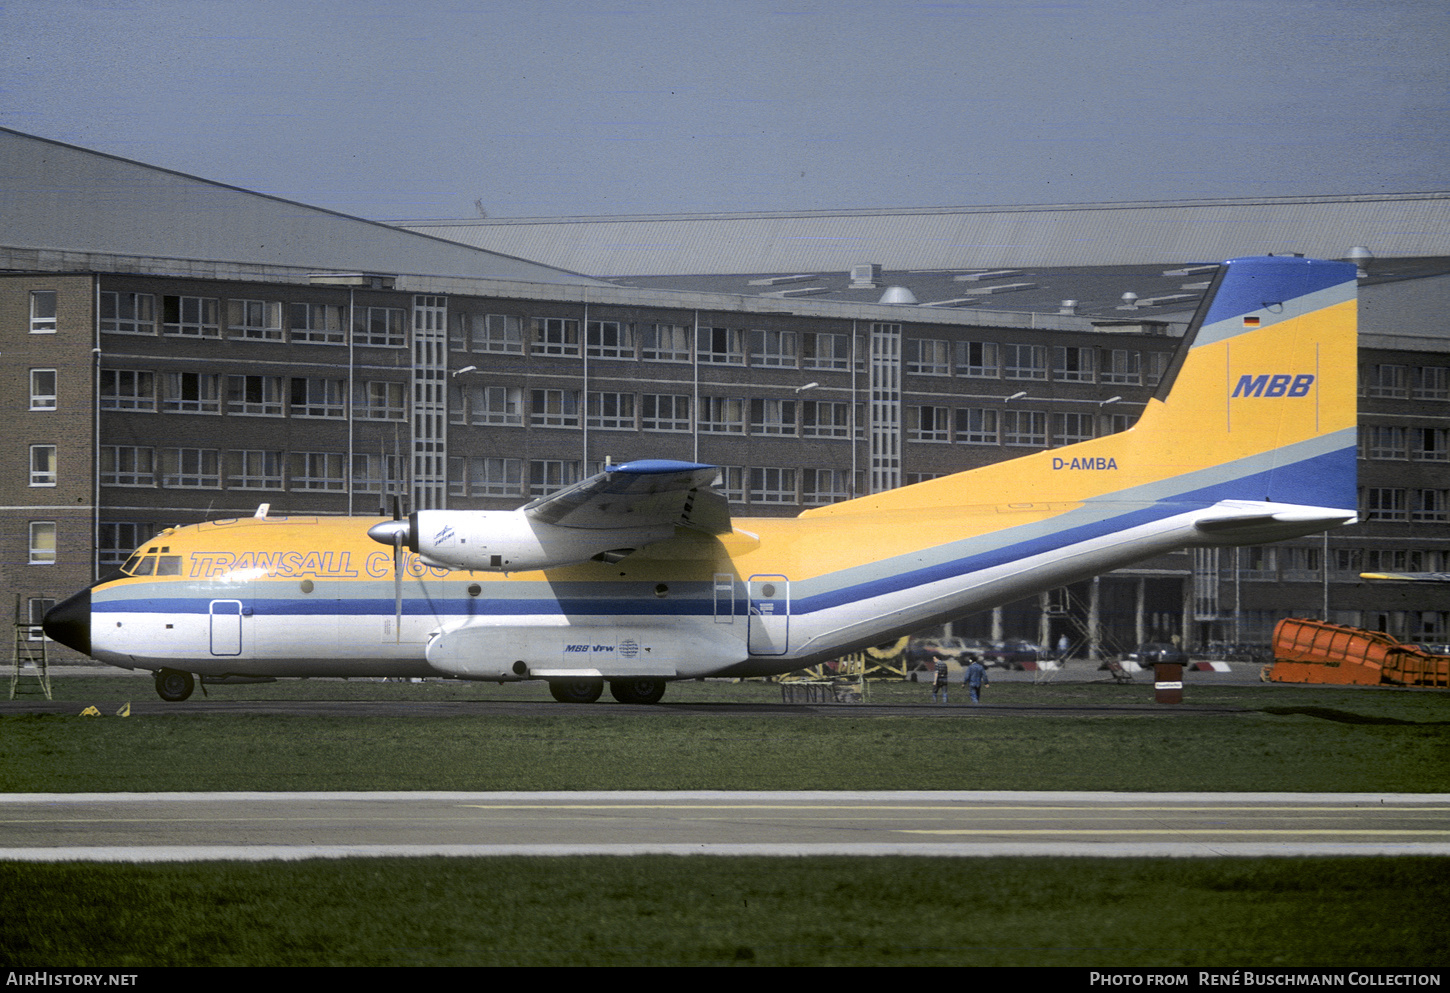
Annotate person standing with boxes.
[964,657,989,704]
[931,656,950,703]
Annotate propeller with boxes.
[366,494,412,641]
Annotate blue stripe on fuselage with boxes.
[91,445,1354,623]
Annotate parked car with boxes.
[1123,642,1190,667]
[983,639,1044,669]
[904,637,990,670]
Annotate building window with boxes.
[163,296,220,337]
[29,522,56,564]
[29,369,57,411]
[1362,487,1408,521]
[641,394,691,432]
[804,469,855,505]
[228,299,284,340]
[1416,367,1450,401]
[749,467,798,505]
[714,466,745,504]
[588,391,636,431]
[470,314,522,353]
[699,396,746,434]
[99,523,157,567]
[530,389,580,428]
[163,372,221,414]
[530,459,580,497]
[1102,350,1141,385]
[532,317,580,357]
[290,378,346,418]
[800,400,853,439]
[29,445,57,487]
[29,291,57,333]
[1052,346,1095,383]
[1240,546,1278,580]
[1003,344,1048,381]
[698,326,745,365]
[908,406,952,443]
[802,332,851,371]
[289,303,346,344]
[351,454,405,495]
[1145,352,1172,387]
[289,452,346,491]
[750,398,798,436]
[100,292,155,335]
[956,341,999,378]
[1362,425,1408,460]
[1413,427,1450,462]
[1052,412,1096,446]
[161,448,221,489]
[587,320,634,359]
[905,339,950,376]
[955,408,999,445]
[749,329,797,368]
[100,370,155,411]
[461,456,524,498]
[228,450,285,490]
[356,380,407,421]
[1002,410,1047,447]
[1413,489,1449,523]
[466,385,522,426]
[356,307,406,348]
[1362,364,1409,399]
[101,446,155,487]
[641,323,690,363]
[227,375,285,416]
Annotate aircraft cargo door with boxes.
[747,575,789,656]
[209,599,243,656]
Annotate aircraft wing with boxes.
[1360,572,1450,583]
[521,459,732,535]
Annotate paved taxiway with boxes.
[3,791,1447,860]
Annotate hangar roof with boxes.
[395,193,1450,277]
[0,128,603,286]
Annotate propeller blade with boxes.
[393,529,403,642]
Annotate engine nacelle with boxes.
[408,509,673,572]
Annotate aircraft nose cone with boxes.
[43,588,91,656]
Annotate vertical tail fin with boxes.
[1140,255,1358,511]
[808,255,1358,518]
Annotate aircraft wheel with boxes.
[609,678,666,705]
[549,678,603,704]
[154,668,195,702]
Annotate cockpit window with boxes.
[120,549,183,577]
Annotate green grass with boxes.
[3,857,1446,967]
[3,678,1446,793]
[4,675,1447,966]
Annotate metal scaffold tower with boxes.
[10,594,52,700]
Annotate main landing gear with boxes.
[546,677,667,704]
[154,668,195,702]
[549,677,604,704]
[608,678,666,705]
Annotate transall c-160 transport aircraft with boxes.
[45,255,1359,704]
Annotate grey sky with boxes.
[3,0,1446,220]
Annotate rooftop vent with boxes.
[954,269,1022,283]
[1059,300,1079,315]
[851,264,883,288]
[878,285,918,305]
[1345,246,1374,278]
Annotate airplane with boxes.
[44,255,1361,704]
